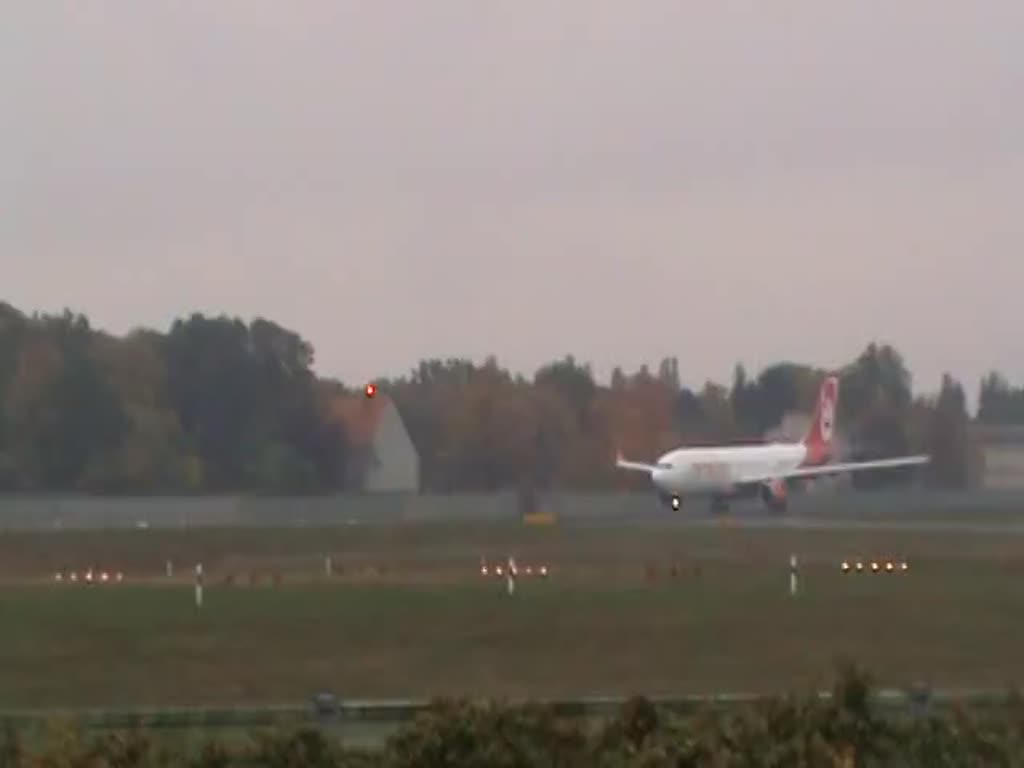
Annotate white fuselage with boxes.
[651,442,809,496]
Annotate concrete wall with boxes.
[0,488,1022,530]
[365,401,420,492]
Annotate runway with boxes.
[639,515,1024,535]
[568,499,1024,533]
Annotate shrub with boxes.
[12,665,1024,767]
[251,727,335,768]
[386,698,587,768]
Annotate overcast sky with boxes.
[4,2,1022,405]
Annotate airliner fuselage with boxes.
[649,443,808,495]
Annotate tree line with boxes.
[978,371,1024,425]
[0,300,1005,494]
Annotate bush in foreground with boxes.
[4,666,1024,767]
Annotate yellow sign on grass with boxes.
[523,511,556,526]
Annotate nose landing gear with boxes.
[671,495,681,511]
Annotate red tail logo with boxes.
[803,375,838,464]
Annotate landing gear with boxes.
[670,495,681,511]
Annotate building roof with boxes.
[328,393,393,447]
[970,424,1024,445]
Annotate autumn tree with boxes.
[163,314,345,493]
[729,363,754,435]
[385,358,480,491]
[694,382,738,442]
[836,344,917,487]
[593,365,681,488]
[0,307,347,494]
[431,359,537,491]
[925,374,972,488]
[83,330,198,492]
[731,362,820,439]
[534,355,597,430]
[657,356,681,391]
[978,371,1024,424]
[532,357,599,487]
[839,343,913,421]
[8,312,128,491]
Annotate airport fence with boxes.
[0,488,1022,531]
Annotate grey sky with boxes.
[4,2,1022,405]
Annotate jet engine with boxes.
[759,478,788,512]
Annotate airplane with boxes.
[615,374,930,514]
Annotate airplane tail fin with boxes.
[802,375,838,464]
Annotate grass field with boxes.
[1,520,1023,708]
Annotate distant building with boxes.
[971,425,1024,490]
[328,393,420,492]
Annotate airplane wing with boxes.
[775,455,930,480]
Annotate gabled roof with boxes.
[328,393,392,447]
